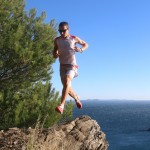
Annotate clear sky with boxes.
[25,0,150,100]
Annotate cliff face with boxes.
[0,115,108,150]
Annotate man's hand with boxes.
[53,50,59,58]
[74,46,82,53]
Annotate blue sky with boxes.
[26,0,150,100]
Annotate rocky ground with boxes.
[0,115,108,150]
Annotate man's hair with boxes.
[59,21,69,27]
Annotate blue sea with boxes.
[73,100,150,150]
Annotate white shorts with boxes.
[60,64,78,81]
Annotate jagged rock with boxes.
[0,115,108,150]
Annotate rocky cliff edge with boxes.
[0,115,108,150]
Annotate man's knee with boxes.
[63,75,72,87]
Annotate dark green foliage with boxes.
[0,0,74,129]
[0,0,56,89]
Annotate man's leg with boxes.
[68,87,79,101]
[61,78,82,109]
[69,87,82,109]
[55,74,72,114]
[61,75,78,102]
[55,68,82,113]
[61,75,72,105]
[61,75,82,107]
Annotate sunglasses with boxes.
[58,29,68,33]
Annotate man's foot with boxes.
[75,95,82,109]
[76,100,82,109]
[55,105,64,114]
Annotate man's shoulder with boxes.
[54,36,61,41]
[70,35,77,39]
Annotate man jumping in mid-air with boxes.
[53,21,88,114]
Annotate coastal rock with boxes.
[139,128,150,132]
[147,128,150,131]
[0,115,108,150]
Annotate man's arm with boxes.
[74,36,88,53]
[53,38,59,58]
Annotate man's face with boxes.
[58,25,69,38]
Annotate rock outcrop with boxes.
[0,115,108,150]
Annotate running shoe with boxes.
[55,105,64,114]
[76,100,82,109]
